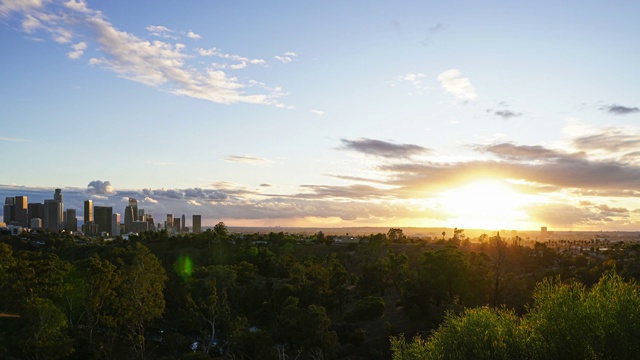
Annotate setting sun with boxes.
[437,180,534,230]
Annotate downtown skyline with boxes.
[2,0,640,230]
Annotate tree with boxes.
[18,298,74,360]
[108,243,167,359]
[391,272,640,360]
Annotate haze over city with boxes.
[2,0,640,231]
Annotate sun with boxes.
[436,179,534,230]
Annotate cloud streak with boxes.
[600,104,639,115]
[0,0,286,106]
[340,138,432,159]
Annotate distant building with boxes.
[112,213,121,236]
[30,218,42,229]
[65,209,77,232]
[182,214,186,232]
[129,198,139,220]
[138,209,145,222]
[174,217,181,232]
[84,200,93,223]
[44,199,62,231]
[3,197,14,224]
[14,196,27,227]
[131,220,148,233]
[192,215,201,233]
[124,205,136,233]
[28,203,44,228]
[166,214,173,229]
[94,206,113,235]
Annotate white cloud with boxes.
[188,199,202,206]
[186,31,201,40]
[144,196,159,204]
[310,109,325,116]
[2,1,288,106]
[437,69,476,101]
[274,51,297,64]
[67,41,86,59]
[146,25,177,39]
[394,72,428,92]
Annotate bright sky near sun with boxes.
[1,0,640,231]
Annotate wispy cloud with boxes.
[393,73,428,93]
[340,138,432,159]
[0,136,31,142]
[225,155,271,165]
[67,41,86,59]
[0,0,286,106]
[310,109,325,116]
[274,51,297,64]
[600,104,639,115]
[437,69,476,101]
[487,109,522,119]
[186,31,201,40]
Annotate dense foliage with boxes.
[1,228,639,359]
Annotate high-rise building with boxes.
[3,197,14,224]
[166,214,174,230]
[112,213,121,236]
[65,209,77,232]
[145,214,155,232]
[138,209,145,221]
[181,214,186,232]
[28,203,44,227]
[14,196,27,227]
[192,215,201,233]
[129,198,138,221]
[174,217,181,232]
[44,199,62,231]
[84,200,93,223]
[30,218,42,229]
[94,206,113,235]
[124,205,135,234]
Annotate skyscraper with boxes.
[129,198,138,221]
[14,196,27,227]
[124,205,135,234]
[65,209,77,232]
[94,206,113,235]
[181,214,186,232]
[166,214,174,230]
[112,213,121,236]
[44,199,62,231]
[28,203,44,227]
[192,215,201,233]
[3,197,14,224]
[84,200,93,223]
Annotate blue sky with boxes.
[1,0,640,231]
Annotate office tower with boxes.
[131,221,148,233]
[84,200,93,223]
[112,213,121,236]
[124,205,135,234]
[28,203,44,227]
[14,196,27,227]
[65,209,77,232]
[44,199,62,231]
[181,214,186,232]
[192,215,201,233]
[52,189,64,229]
[129,198,138,221]
[145,214,155,231]
[166,214,173,230]
[3,197,14,224]
[138,209,145,221]
[94,206,113,235]
[174,217,181,232]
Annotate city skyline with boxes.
[2,1,640,230]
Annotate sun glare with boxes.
[437,179,534,230]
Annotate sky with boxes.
[1,0,640,231]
